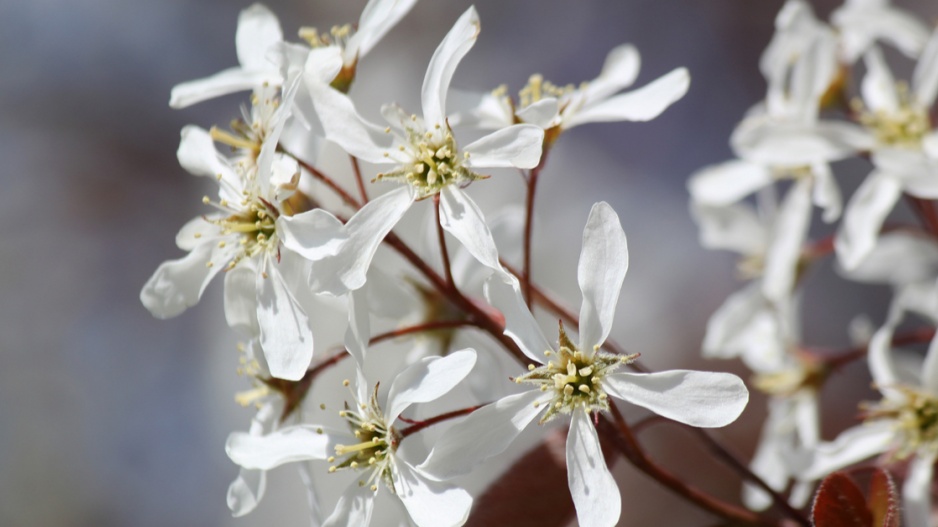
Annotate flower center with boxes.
[865,387,938,458]
[515,322,635,423]
[210,197,280,270]
[519,74,575,108]
[375,122,482,199]
[852,89,931,148]
[328,384,399,493]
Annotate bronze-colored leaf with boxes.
[868,468,900,527]
[812,472,872,527]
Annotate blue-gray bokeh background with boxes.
[2,1,936,525]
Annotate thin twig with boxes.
[350,155,369,204]
[435,194,456,288]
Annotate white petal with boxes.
[256,262,313,381]
[344,285,370,367]
[321,480,375,527]
[170,67,279,109]
[861,48,899,113]
[386,349,477,423]
[176,126,241,201]
[903,454,935,527]
[800,421,895,480]
[418,390,548,480]
[463,124,544,169]
[309,186,415,295]
[516,98,560,129]
[811,162,841,222]
[913,28,938,107]
[421,7,480,127]
[762,179,811,302]
[447,89,513,129]
[235,4,283,70]
[306,68,392,164]
[838,231,938,285]
[483,272,552,364]
[577,202,628,351]
[690,202,766,255]
[567,408,621,527]
[349,0,419,61]
[688,159,773,206]
[395,461,472,527]
[224,265,259,334]
[227,468,267,517]
[701,284,783,365]
[140,243,225,319]
[278,209,346,261]
[833,2,930,61]
[439,186,503,272]
[175,215,223,251]
[835,172,901,270]
[226,425,337,470]
[565,67,689,129]
[579,43,641,104]
[732,120,873,165]
[604,370,749,428]
[743,410,790,511]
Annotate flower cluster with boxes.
[139,0,938,525]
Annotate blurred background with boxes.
[2,0,937,525]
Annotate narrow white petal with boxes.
[688,159,773,206]
[306,68,393,164]
[321,480,375,527]
[604,370,749,428]
[439,186,503,272]
[176,126,240,201]
[350,0,419,60]
[516,98,560,129]
[762,179,811,302]
[226,425,337,470]
[811,162,841,222]
[278,209,346,262]
[170,68,278,109]
[421,7,480,126]
[386,349,477,423]
[579,43,641,104]
[484,272,552,364]
[140,243,225,319]
[903,455,935,527]
[861,48,899,113]
[224,266,259,334]
[256,263,313,381]
[577,202,628,351]
[690,202,766,255]
[344,286,370,367]
[743,411,790,510]
[235,4,283,70]
[800,421,895,480]
[175,215,223,251]
[309,186,415,295]
[921,333,938,395]
[395,462,472,527]
[227,468,267,517]
[565,67,689,129]
[567,408,621,527]
[463,124,544,169]
[732,120,873,165]
[913,28,938,106]
[835,172,901,270]
[701,284,783,365]
[833,2,930,61]
[839,231,938,285]
[418,390,548,480]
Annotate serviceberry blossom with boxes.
[226,349,477,527]
[419,202,749,527]
[452,43,689,141]
[278,7,543,296]
[141,85,318,380]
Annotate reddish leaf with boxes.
[812,472,873,527]
[868,468,900,527]
[466,424,618,527]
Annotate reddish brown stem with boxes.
[370,320,478,346]
[398,404,484,438]
[818,326,937,369]
[350,155,369,204]
[435,194,456,288]
[598,405,774,526]
[522,165,541,307]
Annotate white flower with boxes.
[141,86,322,380]
[169,0,418,108]
[451,43,688,135]
[278,7,543,296]
[802,286,938,527]
[831,0,932,63]
[835,31,938,270]
[418,202,749,527]
[225,349,477,527]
